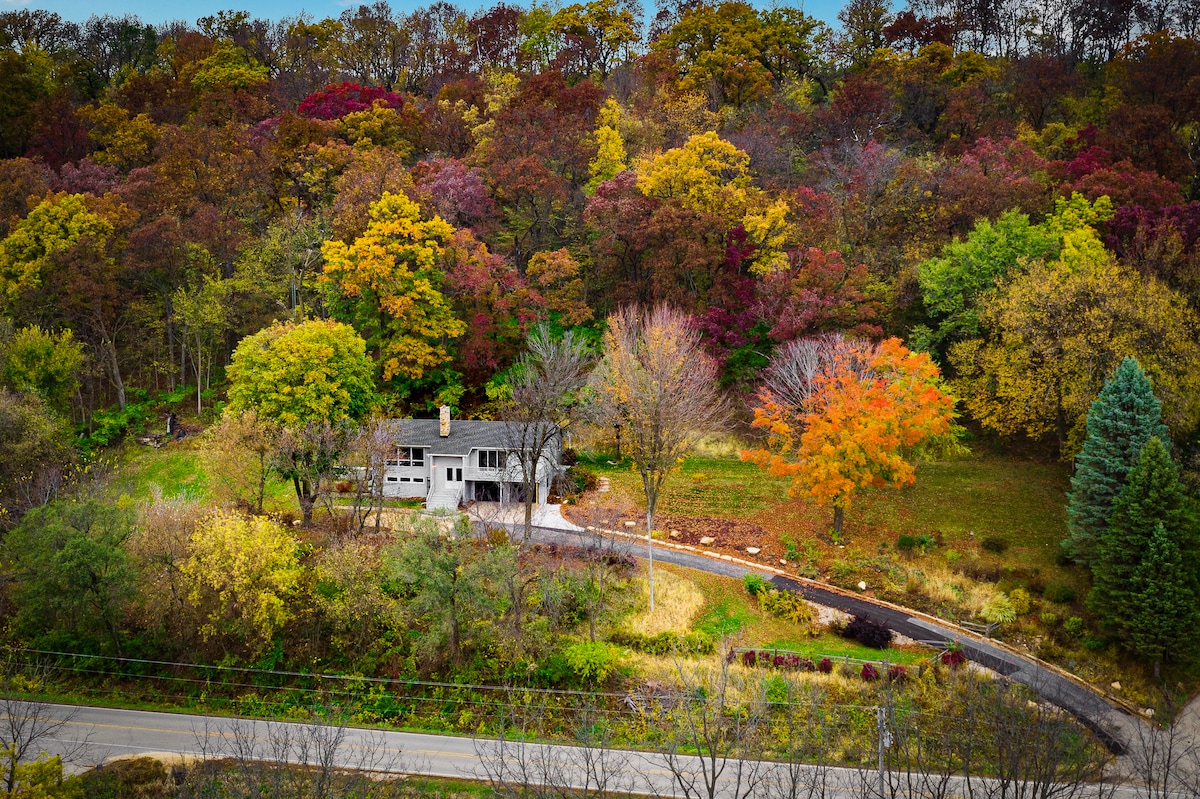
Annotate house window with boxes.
[386,447,425,467]
[386,476,398,483]
[477,450,502,469]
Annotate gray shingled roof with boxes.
[389,418,558,456]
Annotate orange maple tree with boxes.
[743,337,959,538]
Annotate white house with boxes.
[382,406,562,511]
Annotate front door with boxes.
[432,456,464,492]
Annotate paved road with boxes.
[11,702,1150,798]
[510,520,1146,756]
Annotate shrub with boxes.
[980,595,1017,624]
[842,616,894,649]
[782,536,801,562]
[565,641,621,683]
[335,480,353,493]
[743,573,769,596]
[1043,582,1076,604]
[763,674,791,705]
[759,589,814,625]
[887,665,909,684]
[1008,588,1032,615]
[1039,612,1059,628]
[609,630,714,656]
[861,663,880,681]
[818,657,833,673]
[742,650,757,667]
[566,466,598,495]
[980,535,1009,554]
[896,535,917,552]
[1063,616,1086,638]
[941,646,967,669]
[79,756,169,799]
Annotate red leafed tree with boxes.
[743,335,958,538]
[296,81,406,119]
[756,247,884,344]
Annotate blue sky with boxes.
[9,0,848,33]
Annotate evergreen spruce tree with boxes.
[1089,437,1193,644]
[1126,522,1198,679]
[1065,357,1169,566]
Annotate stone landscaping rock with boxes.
[857,581,868,591]
[624,520,636,528]
[699,536,716,546]
[746,547,761,555]
[669,530,681,538]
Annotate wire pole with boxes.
[876,704,889,799]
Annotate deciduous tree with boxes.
[321,191,466,386]
[226,319,375,522]
[745,335,959,538]
[950,258,1200,456]
[591,304,724,610]
[498,325,593,540]
[4,500,135,653]
[0,324,82,415]
[181,511,302,660]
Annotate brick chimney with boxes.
[439,405,450,437]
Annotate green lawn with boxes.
[576,452,795,519]
[681,566,931,666]
[106,440,295,510]
[578,448,1073,583]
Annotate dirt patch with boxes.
[563,502,788,566]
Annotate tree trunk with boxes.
[645,479,657,613]
[832,505,845,539]
[294,475,315,525]
[255,452,267,514]
[108,343,126,411]
[165,294,176,392]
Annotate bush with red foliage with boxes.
[941,646,968,669]
[842,616,894,649]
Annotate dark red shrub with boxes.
[843,616,894,649]
[941,647,968,669]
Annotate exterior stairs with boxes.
[426,487,462,511]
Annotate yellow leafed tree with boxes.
[321,191,466,382]
[181,512,302,659]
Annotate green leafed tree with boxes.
[1126,522,1199,678]
[383,515,510,672]
[1064,357,1169,566]
[917,209,1058,349]
[1089,437,1197,661]
[0,324,83,415]
[0,389,72,530]
[226,319,376,523]
[4,500,136,654]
